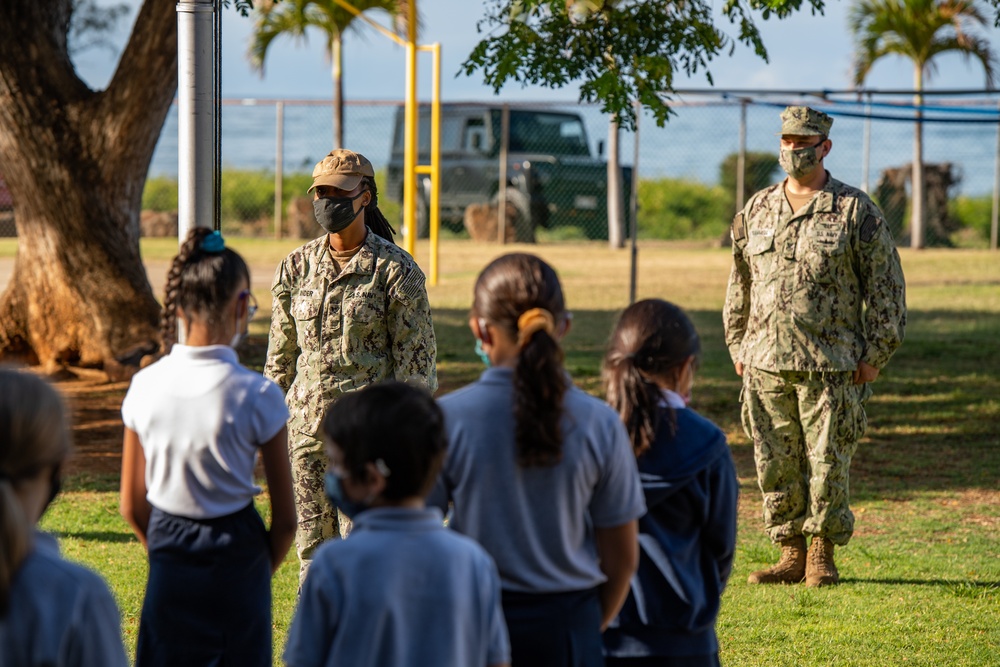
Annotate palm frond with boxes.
[848,0,997,88]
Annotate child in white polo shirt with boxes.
[283,381,510,667]
[119,228,297,667]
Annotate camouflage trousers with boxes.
[289,431,352,585]
[740,367,872,546]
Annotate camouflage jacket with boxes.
[723,174,906,372]
[264,231,438,436]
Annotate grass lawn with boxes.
[36,238,1000,666]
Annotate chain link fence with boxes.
[140,94,1000,248]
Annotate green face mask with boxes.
[779,142,823,179]
[474,338,492,368]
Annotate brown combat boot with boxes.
[804,537,839,587]
[747,535,807,584]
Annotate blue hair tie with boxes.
[200,230,225,253]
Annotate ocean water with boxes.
[149,98,1000,197]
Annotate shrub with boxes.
[949,194,993,247]
[718,151,781,218]
[140,168,422,239]
[221,169,275,223]
[637,178,730,240]
[142,177,178,212]
[282,173,314,205]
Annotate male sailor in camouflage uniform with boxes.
[724,106,905,587]
[264,149,437,583]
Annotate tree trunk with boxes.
[0,0,178,379]
[911,64,925,249]
[332,33,344,150]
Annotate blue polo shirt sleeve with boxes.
[283,558,342,667]
[66,582,128,667]
[65,572,129,667]
[705,451,740,587]
[588,411,646,528]
[483,555,511,666]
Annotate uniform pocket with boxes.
[746,231,776,281]
[291,297,322,348]
[848,382,870,445]
[343,290,385,323]
[803,223,846,285]
[291,297,321,320]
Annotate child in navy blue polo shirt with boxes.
[283,381,510,667]
[601,299,739,667]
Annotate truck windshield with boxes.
[507,111,590,156]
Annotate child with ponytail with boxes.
[0,369,128,666]
[429,253,645,667]
[119,228,296,667]
[601,299,739,667]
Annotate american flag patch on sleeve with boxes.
[732,213,746,243]
[860,214,880,243]
[392,268,425,305]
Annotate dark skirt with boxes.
[136,503,271,667]
[502,587,605,667]
[606,655,721,667]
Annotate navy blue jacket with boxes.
[603,406,739,659]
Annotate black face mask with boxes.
[313,191,367,235]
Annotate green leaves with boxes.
[462,0,820,129]
[224,0,259,18]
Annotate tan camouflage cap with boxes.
[779,106,833,137]
[308,149,376,192]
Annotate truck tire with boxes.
[414,188,430,239]
[492,189,535,244]
[398,180,431,240]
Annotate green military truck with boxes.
[385,103,630,241]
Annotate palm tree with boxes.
[249,0,412,149]
[849,0,996,248]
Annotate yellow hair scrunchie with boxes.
[516,308,556,349]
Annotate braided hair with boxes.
[602,299,701,456]
[160,228,250,354]
[472,253,568,467]
[0,369,71,617]
[360,175,397,244]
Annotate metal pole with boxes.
[991,101,1000,251]
[274,100,284,240]
[498,105,510,244]
[428,43,441,284]
[629,100,641,305]
[176,0,216,242]
[607,115,624,249]
[736,100,746,212]
[861,92,872,193]
[402,7,418,257]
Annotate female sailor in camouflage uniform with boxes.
[265,149,437,582]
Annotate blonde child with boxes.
[0,368,128,666]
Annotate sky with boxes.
[72,0,1000,104]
